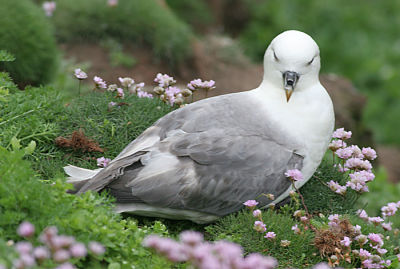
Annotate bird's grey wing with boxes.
[123,129,303,216]
[77,93,304,216]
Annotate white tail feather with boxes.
[64,165,102,182]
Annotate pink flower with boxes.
[368,217,384,226]
[353,224,362,234]
[108,0,118,7]
[340,236,352,247]
[335,147,354,159]
[362,147,377,160]
[253,221,267,232]
[242,253,277,269]
[154,73,176,88]
[53,249,70,263]
[291,224,300,234]
[252,209,262,218]
[88,242,105,255]
[116,88,125,99]
[284,169,303,181]
[118,77,134,88]
[359,248,371,259]
[329,140,347,151]
[93,76,107,89]
[381,222,392,231]
[344,158,372,171]
[74,68,88,80]
[355,235,368,245]
[108,101,117,109]
[15,242,33,254]
[179,231,203,246]
[130,82,145,94]
[377,248,387,256]
[327,180,347,195]
[312,263,331,269]
[381,202,398,217]
[243,200,259,208]
[367,233,384,248]
[51,235,75,249]
[33,246,50,261]
[332,128,352,140]
[17,221,35,238]
[55,263,76,269]
[357,209,369,220]
[70,243,87,258]
[264,231,276,240]
[187,79,216,91]
[137,90,153,99]
[328,214,340,228]
[97,157,111,167]
[42,1,56,17]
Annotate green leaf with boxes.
[0,50,15,62]
[24,141,36,155]
[10,137,21,150]
[107,262,121,269]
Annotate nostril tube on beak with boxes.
[283,71,300,102]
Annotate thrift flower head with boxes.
[108,101,117,109]
[291,224,301,234]
[179,231,203,246]
[253,221,267,232]
[368,217,384,226]
[154,73,176,88]
[56,263,76,269]
[329,140,347,151]
[137,90,153,99]
[116,88,125,99]
[362,147,377,160]
[340,236,352,247]
[280,240,291,247]
[17,221,35,238]
[74,68,88,80]
[242,253,277,269]
[97,157,111,167]
[15,242,33,254]
[108,0,118,7]
[253,209,262,218]
[368,233,384,248]
[357,209,369,220]
[344,158,372,171]
[93,76,107,89]
[284,169,303,181]
[264,231,276,240]
[381,202,398,217]
[43,1,56,16]
[381,222,392,231]
[336,147,353,159]
[187,79,216,91]
[107,84,118,92]
[53,249,70,263]
[33,246,50,261]
[359,248,371,259]
[70,243,87,258]
[130,82,145,94]
[118,77,134,88]
[243,200,259,208]
[88,241,105,255]
[327,180,347,195]
[332,128,352,140]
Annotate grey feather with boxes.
[75,93,304,217]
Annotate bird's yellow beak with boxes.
[283,71,299,102]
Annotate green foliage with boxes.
[101,39,137,68]
[52,0,193,65]
[357,167,400,228]
[0,50,15,62]
[301,160,359,215]
[206,209,320,268]
[0,140,172,268]
[166,0,214,30]
[240,0,400,145]
[0,0,58,86]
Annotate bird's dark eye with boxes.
[307,57,315,65]
[273,51,279,62]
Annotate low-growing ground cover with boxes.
[1,70,399,268]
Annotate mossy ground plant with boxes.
[0,0,58,87]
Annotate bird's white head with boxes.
[262,30,321,102]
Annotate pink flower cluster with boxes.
[357,208,393,231]
[381,201,400,218]
[108,0,118,7]
[93,76,107,89]
[97,157,111,167]
[74,69,88,80]
[154,73,176,88]
[327,128,378,194]
[143,231,278,269]
[243,200,277,241]
[187,79,216,91]
[284,169,303,182]
[12,222,104,269]
[42,1,56,17]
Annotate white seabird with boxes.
[65,30,335,224]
